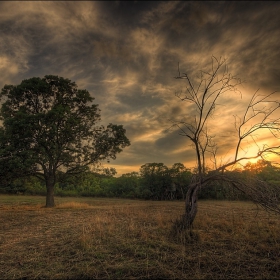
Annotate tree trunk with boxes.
[180,185,185,200]
[45,174,56,208]
[182,183,199,229]
[184,184,199,228]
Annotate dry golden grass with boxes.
[56,202,91,209]
[0,196,279,279]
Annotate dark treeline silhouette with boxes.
[1,160,279,201]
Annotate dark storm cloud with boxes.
[115,129,197,168]
[0,1,279,174]
[155,130,190,153]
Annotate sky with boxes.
[0,1,279,175]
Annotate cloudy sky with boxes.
[0,1,279,175]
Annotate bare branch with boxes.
[172,57,280,229]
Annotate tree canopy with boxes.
[0,75,130,207]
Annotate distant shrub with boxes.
[55,188,79,197]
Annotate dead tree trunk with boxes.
[178,179,199,230]
[183,183,198,228]
[173,174,200,233]
[170,180,199,239]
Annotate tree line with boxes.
[1,160,279,201]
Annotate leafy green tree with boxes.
[169,163,192,199]
[113,172,140,198]
[243,160,280,197]
[0,75,130,207]
[140,163,171,200]
[94,167,117,177]
[243,159,280,180]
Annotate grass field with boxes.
[0,195,279,279]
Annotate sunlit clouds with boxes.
[0,1,279,175]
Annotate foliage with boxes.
[0,159,279,201]
[0,75,130,207]
[109,172,140,198]
[169,163,192,199]
[139,163,171,200]
[137,162,192,200]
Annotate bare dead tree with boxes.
[170,56,280,231]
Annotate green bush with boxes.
[55,188,79,197]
